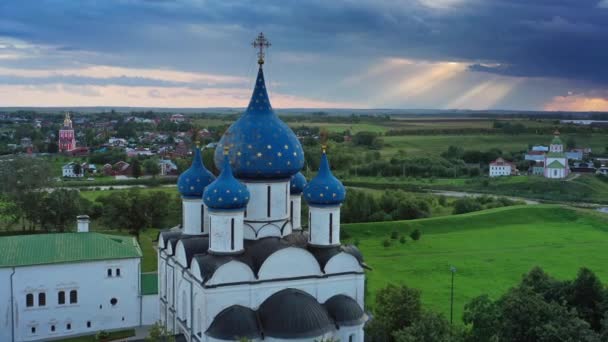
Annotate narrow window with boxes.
[51,325,55,332]
[329,213,333,244]
[309,212,312,241]
[230,218,235,250]
[290,201,294,222]
[31,327,36,334]
[38,293,46,307]
[116,268,121,277]
[66,323,71,330]
[267,186,271,217]
[349,334,354,342]
[58,291,65,305]
[87,321,91,328]
[70,290,77,304]
[107,268,112,277]
[26,293,34,307]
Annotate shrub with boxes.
[382,239,391,247]
[410,229,421,241]
[354,238,360,246]
[391,231,399,240]
[399,236,406,244]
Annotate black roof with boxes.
[282,231,309,248]
[192,253,254,283]
[205,305,261,340]
[179,236,209,267]
[324,294,367,326]
[159,230,182,249]
[307,245,342,269]
[258,288,335,338]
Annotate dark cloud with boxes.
[1,0,608,100]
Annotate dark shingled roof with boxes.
[243,237,290,274]
[159,230,182,249]
[324,295,367,326]
[282,231,309,248]
[258,289,334,338]
[205,305,261,340]
[178,236,209,267]
[193,253,254,283]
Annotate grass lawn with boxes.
[80,186,178,202]
[381,133,608,156]
[342,205,608,321]
[56,328,135,342]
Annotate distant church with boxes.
[158,33,368,341]
[58,113,76,152]
[544,130,569,179]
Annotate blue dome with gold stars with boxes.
[303,150,346,206]
[177,147,216,198]
[204,151,250,210]
[290,172,307,195]
[214,66,305,180]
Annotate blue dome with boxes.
[303,151,346,206]
[290,172,307,195]
[214,66,304,180]
[177,147,216,198]
[204,153,250,210]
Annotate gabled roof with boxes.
[547,160,566,169]
[0,232,142,268]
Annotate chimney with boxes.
[77,215,90,233]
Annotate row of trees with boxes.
[366,267,608,341]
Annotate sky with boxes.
[1,0,608,111]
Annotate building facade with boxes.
[489,158,515,177]
[158,34,368,342]
[0,217,158,342]
[544,131,569,179]
[58,113,76,152]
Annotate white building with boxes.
[158,34,368,342]
[544,131,569,179]
[0,216,158,342]
[62,162,84,178]
[489,158,515,177]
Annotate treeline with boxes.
[365,267,608,341]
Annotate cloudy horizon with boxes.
[1,0,608,111]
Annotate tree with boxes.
[143,158,160,177]
[410,229,421,241]
[393,311,461,342]
[41,189,90,232]
[371,284,423,341]
[131,158,142,179]
[72,163,82,177]
[146,321,174,342]
[452,197,483,215]
[567,268,607,331]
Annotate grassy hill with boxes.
[342,205,608,321]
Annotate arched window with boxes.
[107,268,112,277]
[58,291,65,305]
[26,293,34,307]
[116,268,121,277]
[69,290,78,304]
[38,293,46,307]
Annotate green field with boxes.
[381,133,608,156]
[343,205,608,321]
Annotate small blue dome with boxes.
[290,172,307,195]
[214,66,305,180]
[204,153,250,210]
[303,151,346,206]
[177,147,216,198]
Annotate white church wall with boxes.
[183,199,203,236]
[9,258,140,342]
[255,223,283,238]
[209,211,244,254]
[324,253,363,274]
[206,261,255,286]
[309,205,341,246]
[0,268,13,342]
[141,294,159,325]
[243,181,290,238]
[289,195,302,231]
[257,247,322,280]
[174,243,189,269]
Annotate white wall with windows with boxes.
[489,164,512,177]
[0,258,143,342]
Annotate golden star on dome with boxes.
[257,152,262,157]
[267,145,272,149]
[277,152,282,157]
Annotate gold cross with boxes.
[252,32,271,65]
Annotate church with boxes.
[58,113,76,152]
[543,130,569,179]
[158,33,369,341]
